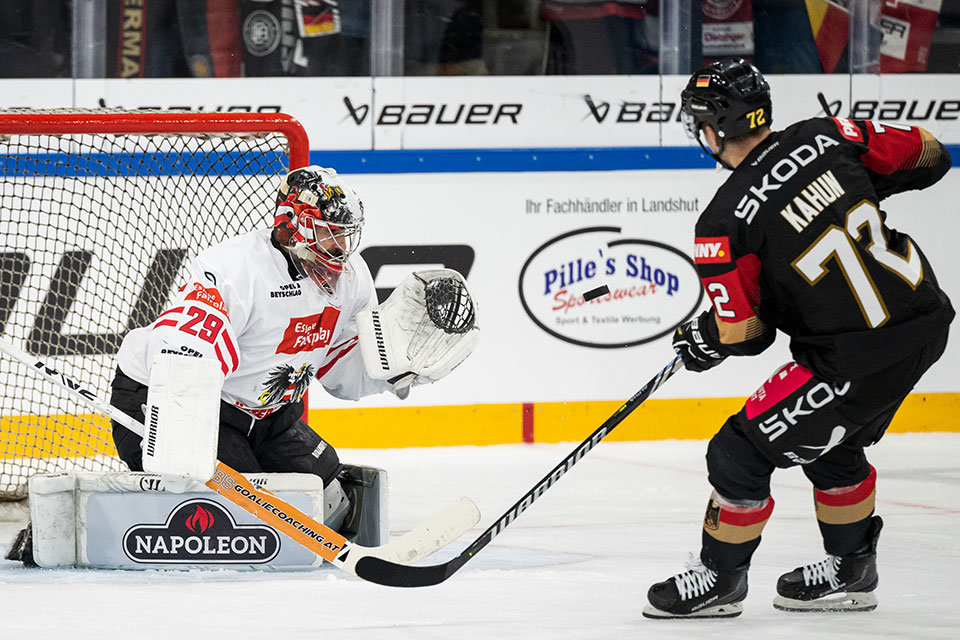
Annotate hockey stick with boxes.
[354,354,684,587]
[0,337,480,580]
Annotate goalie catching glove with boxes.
[357,269,479,398]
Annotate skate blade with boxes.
[773,591,877,613]
[642,601,744,619]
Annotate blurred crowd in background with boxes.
[2,0,958,79]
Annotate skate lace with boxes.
[673,556,718,601]
[802,555,842,589]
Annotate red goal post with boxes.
[0,110,309,500]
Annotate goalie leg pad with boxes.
[28,471,328,569]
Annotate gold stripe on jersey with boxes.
[717,314,768,344]
[915,128,942,168]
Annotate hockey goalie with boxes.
[7,166,480,570]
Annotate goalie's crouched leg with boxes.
[109,368,352,533]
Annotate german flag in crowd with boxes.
[805,0,849,74]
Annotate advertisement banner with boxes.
[334,168,960,411]
[1,74,957,148]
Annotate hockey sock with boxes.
[815,465,877,556]
[701,492,774,570]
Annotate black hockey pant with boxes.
[701,327,948,571]
[110,368,342,486]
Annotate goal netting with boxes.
[0,111,309,500]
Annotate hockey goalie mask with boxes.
[274,166,364,294]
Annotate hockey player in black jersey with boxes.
[643,59,954,619]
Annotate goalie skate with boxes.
[773,516,882,613]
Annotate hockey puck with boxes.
[583,285,610,301]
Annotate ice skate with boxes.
[773,516,882,612]
[643,555,748,619]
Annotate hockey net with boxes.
[0,111,309,500]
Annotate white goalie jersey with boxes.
[116,228,393,419]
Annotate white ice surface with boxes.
[1,433,958,640]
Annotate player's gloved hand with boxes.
[672,310,727,373]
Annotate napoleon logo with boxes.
[123,499,280,564]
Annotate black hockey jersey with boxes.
[694,117,954,380]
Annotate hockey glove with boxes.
[672,310,727,373]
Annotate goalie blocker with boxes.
[357,269,480,399]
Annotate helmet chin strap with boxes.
[696,128,735,171]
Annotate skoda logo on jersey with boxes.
[518,227,703,348]
[123,499,280,564]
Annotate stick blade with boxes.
[383,496,480,565]
[355,551,465,588]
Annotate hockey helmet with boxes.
[273,166,364,293]
[680,59,772,161]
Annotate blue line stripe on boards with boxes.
[2,146,957,176]
[311,147,717,173]
[318,144,960,174]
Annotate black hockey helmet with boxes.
[680,59,772,161]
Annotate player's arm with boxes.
[833,117,951,200]
[673,233,774,372]
[315,257,410,401]
[143,269,241,380]
[314,297,395,402]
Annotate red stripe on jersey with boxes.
[745,362,814,420]
[701,253,762,321]
[154,319,179,329]
[220,331,239,372]
[316,338,358,380]
[861,122,922,174]
[214,343,229,376]
[815,466,877,507]
[717,497,775,526]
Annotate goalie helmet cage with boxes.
[0,111,310,500]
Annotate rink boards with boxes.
[0,74,958,452]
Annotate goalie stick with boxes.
[354,354,684,587]
[0,338,480,580]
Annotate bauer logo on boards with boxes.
[123,499,280,564]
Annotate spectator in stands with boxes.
[540,0,652,74]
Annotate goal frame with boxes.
[0,111,310,170]
[0,110,311,500]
